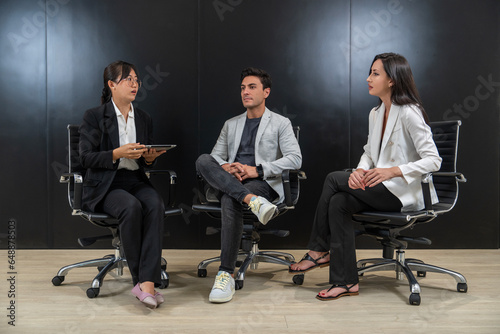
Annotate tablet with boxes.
[144,144,176,151]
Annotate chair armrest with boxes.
[195,173,208,204]
[146,169,178,183]
[421,173,433,210]
[429,171,467,182]
[60,172,83,211]
[146,170,178,207]
[421,171,467,210]
[281,169,306,208]
[60,172,83,184]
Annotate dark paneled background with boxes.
[1,0,498,250]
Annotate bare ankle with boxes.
[243,194,255,205]
[310,250,328,257]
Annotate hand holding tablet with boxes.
[144,144,176,151]
[141,144,176,163]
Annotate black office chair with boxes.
[52,124,182,298]
[193,127,306,290]
[292,120,467,305]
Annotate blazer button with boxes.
[391,159,395,162]
[388,141,393,145]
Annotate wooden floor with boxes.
[2,249,499,333]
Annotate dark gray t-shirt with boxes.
[235,117,262,166]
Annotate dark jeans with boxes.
[98,169,165,286]
[196,154,278,274]
[307,171,402,285]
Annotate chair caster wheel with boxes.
[86,288,100,298]
[52,276,64,286]
[198,269,207,277]
[235,280,244,290]
[417,271,426,277]
[161,264,167,271]
[292,274,304,285]
[159,278,169,289]
[409,293,421,306]
[457,283,468,293]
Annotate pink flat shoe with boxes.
[131,283,157,309]
[155,291,165,305]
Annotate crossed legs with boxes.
[196,154,278,274]
[292,171,401,299]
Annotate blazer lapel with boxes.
[370,104,385,165]
[255,108,271,146]
[379,104,400,154]
[230,112,247,160]
[103,102,120,149]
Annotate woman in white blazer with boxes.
[289,53,442,301]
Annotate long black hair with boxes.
[371,53,429,124]
[100,60,139,105]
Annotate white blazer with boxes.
[356,103,442,212]
[211,107,302,203]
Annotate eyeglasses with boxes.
[119,77,142,88]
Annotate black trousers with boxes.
[307,171,402,285]
[98,169,165,286]
[196,154,278,274]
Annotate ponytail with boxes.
[101,86,112,105]
[100,60,139,105]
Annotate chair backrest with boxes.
[68,124,85,175]
[287,126,301,207]
[430,120,461,208]
[65,124,85,211]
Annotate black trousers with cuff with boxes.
[307,171,402,285]
[98,169,165,287]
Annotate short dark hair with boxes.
[240,67,272,89]
[101,60,139,105]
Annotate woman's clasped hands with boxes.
[349,167,402,190]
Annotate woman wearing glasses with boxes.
[79,60,166,309]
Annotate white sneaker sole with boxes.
[259,206,278,225]
[209,290,235,303]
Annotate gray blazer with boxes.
[210,107,302,203]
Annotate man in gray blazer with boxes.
[196,67,302,303]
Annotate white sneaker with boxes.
[249,196,278,225]
[209,271,235,303]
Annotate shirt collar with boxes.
[111,98,134,118]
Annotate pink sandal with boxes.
[155,291,165,305]
[131,283,157,309]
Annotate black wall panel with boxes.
[44,0,200,248]
[198,0,351,249]
[1,0,48,248]
[1,0,498,249]
[349,0,500,248]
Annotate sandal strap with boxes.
[345,284,357,291]
[326,283,356,293]
[300,252,329,265]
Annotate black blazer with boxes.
[79,101,155,212]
